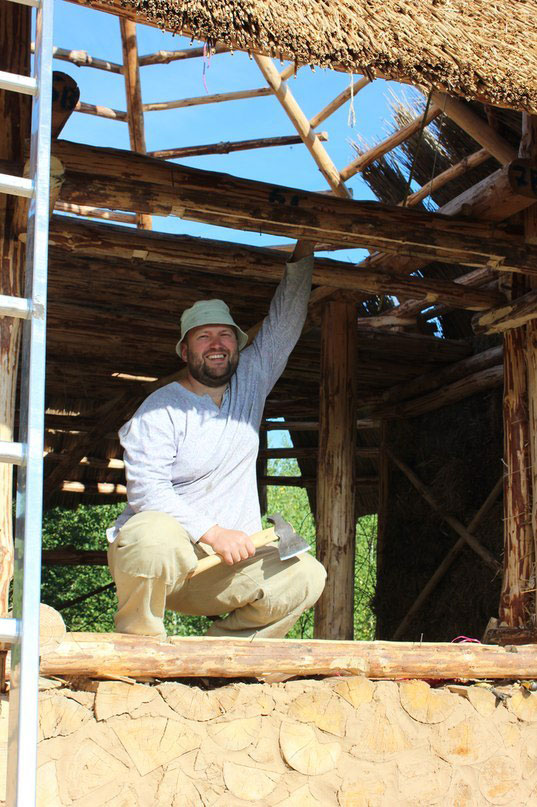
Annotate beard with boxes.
[185,347,239,388]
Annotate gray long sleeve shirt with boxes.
[109,255,313,543]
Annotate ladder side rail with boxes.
[6,0,54,803]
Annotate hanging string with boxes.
[401,89,434,208]
[202,42,211,94]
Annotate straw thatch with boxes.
[91,0,537,112]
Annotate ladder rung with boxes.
[0,70,38,96]
[0,441,26,466]
[0,617,20,644]
[0,294,32,319]
[0,173,34,198]
[5,0,40,6]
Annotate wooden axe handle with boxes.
[188,527,277,579]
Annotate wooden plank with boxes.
[47,217,505,311]
[147,132,328,160]
[315,302,357,640]
[38,632,537,680]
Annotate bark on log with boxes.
[47,216,505,311]
[315,302,357,640]
[46,141,537,274]
[500,325,534,626]
[37,632,537,680]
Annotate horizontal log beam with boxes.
[147,132,329,160]
[473,288,537,334]
[41,44,123,73]
[48,141,537,274]
[47,217,504,311]
[143,86,273,112]
[75,100,127,121]
[54,201,137,224]
[138,43,228,67]
[39,632,537,679]
[42,549,108,565]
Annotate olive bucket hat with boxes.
[175,299,249,357]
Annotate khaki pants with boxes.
[107,511,327,640]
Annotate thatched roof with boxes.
[92,0,537,112]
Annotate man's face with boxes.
[181,324,239,387]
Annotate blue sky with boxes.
[52,0,422,258]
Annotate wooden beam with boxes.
[392,477,503,640]
[54,202,137,224]
[309,76,370,129]
[39,632,537,680]
[36,43,123,73]
[138,43,228,66]
[47,217,504,312]
[48,142,537,274]
[388,451,501,572]
[500,320,534,625]
[119,18,151,230]
[430,92,518,165]
[339,105,442,182]
[401,148,491,208]
[315,302,357,640]
[473,289,537,335]
[253,54,351,199]
[74,100,127,121]
[519,114,537,245]
[143,86,273,112]
[147,132,329,159]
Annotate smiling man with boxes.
[106,241,327,641]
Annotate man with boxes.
[107,241,326,640]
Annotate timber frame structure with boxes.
[2,0,537,671]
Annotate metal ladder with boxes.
[0,0,54,803]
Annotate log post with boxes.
[314,301,357,639]
[0,3,31,618]
[119,18,151,230]
[500,294,534,626]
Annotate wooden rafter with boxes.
[138,43,228,66]
[400,148,491,207]
[147,132,328,160]
[34,43,123,73]
[339,104,442,182]
[430,91,517,165]
[309,76,370,128]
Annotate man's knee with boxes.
[298,554,327,608]
[111,511,196,584]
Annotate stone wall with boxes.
[2,674,537,805]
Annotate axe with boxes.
[189,513,310,578]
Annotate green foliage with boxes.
[41,465,377,640]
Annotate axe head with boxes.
[268,513,310,561]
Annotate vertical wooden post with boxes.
[119,18,152,230]
[314,301,357,639]
[257,429,267,517]
[500,287,533,626]
[0,3,31,617]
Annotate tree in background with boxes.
[41,476,377,639]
